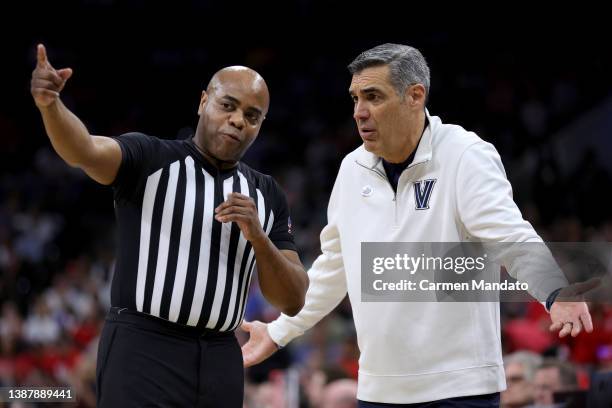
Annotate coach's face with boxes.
[350,65,425,162]
[196,67,269,163]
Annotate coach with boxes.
[240,43,593,407]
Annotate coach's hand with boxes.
[549,278,599,338]
[215,193,265,242]
[31,44,73,109]
[240,320,279,367]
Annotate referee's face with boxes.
[350,65,425,163]
[196,68,269,164]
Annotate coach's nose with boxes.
[353,101,370,122]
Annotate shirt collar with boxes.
[355,109,434,172]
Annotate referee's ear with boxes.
[198,91,209,115]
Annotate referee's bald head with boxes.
[194,66,270,165]
[206,66,269,115]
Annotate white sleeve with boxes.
[267,167,348,347]
[456,141,567,302]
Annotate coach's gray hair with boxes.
[348,43,430,100]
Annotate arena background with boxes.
[1,3,611,407]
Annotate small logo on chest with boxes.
[413,179,436,210]
[361,185,373,197]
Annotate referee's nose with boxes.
[229,111,245,130]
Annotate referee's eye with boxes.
[245,112,261,125]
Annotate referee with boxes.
[30,44,308,407]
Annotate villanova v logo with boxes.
[413,179,436,210]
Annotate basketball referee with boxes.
[30,44,309,407]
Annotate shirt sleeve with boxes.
[266,178,297,252]
[268,162,348,347]
[455,141,568,302]
[111,132,158,202]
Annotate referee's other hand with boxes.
[240,320,279,367]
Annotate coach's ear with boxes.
[198,91,209,115]
[405,83,426,110]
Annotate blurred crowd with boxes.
[2,13,612,407]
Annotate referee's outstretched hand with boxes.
[31,44,73,109]
[240,320,279,367]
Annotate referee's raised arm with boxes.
[30,44,122,185]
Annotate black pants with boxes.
[358,392,500,408]
[96,307,243,407]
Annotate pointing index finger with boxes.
[37,44,50,67]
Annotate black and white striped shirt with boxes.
[110,133,295,332]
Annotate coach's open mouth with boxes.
[359,129,376,139]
